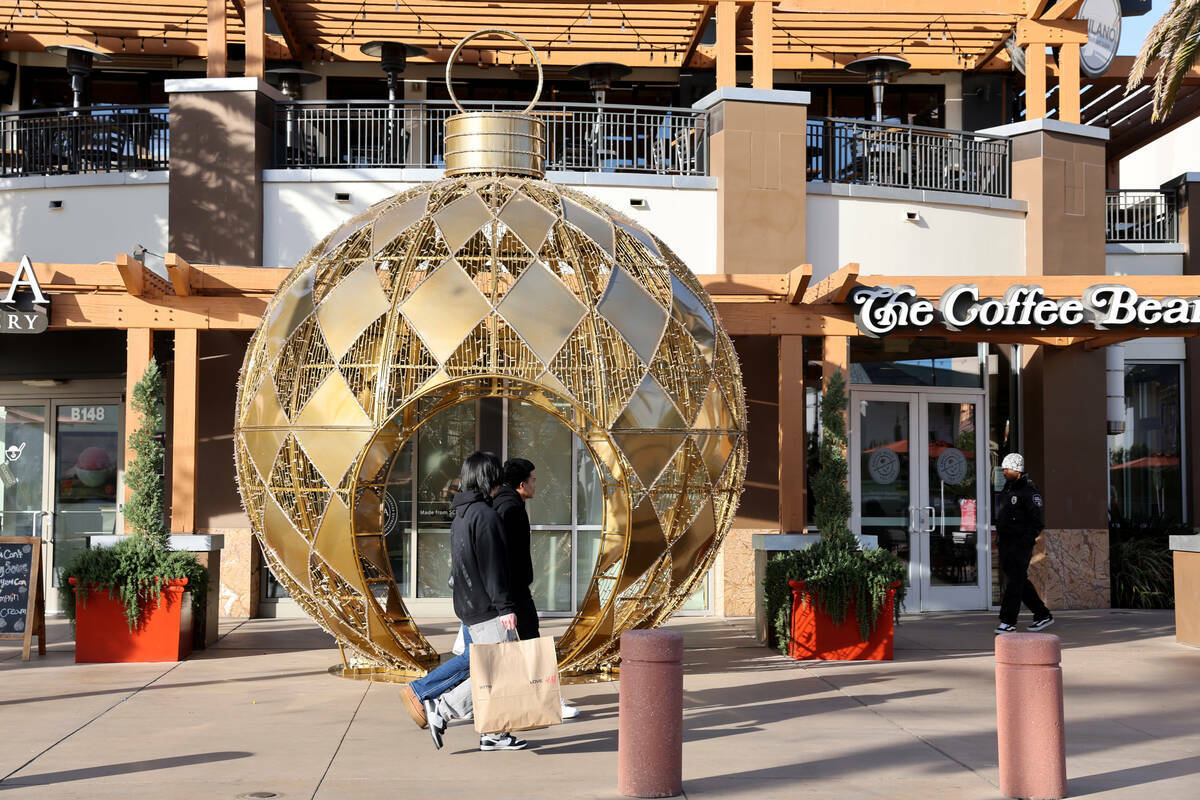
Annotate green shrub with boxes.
[763,368,907,653]
[1109,511,1179,610]
[58,358,208,629]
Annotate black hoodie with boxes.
[449,490,516,625]
[492,484,535,594]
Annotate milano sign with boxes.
[850,283,1200,337]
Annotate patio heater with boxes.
[265,68,320,156]
[569,62,632,170]
[360,41,426,165]
[845,55,910,123]
[45,45,112,111]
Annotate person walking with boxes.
[994,452,1054,635]
[493,457,579,719]
[419,451,528,752]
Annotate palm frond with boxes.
[1128,0,1200,122]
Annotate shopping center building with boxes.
[1,1,1198,635]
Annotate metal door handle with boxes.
[924,506,935,533]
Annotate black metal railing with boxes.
[272,99,708,176]
[1105,190,1177,243]
[805,117,1011,198]
[0,104,169,177]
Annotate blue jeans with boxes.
[408,625,472,702]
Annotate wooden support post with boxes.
[245,0,266,80]
[1059,42,1081,124]
[171,329,200,535]
[752,0,773,90]
[779,335,806,532]
[1026,44,1048,120]
[207,0,227,78]
[822,334,849,390]
[124,328,153,533]
[716,0,737,89]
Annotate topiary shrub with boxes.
[764,368,908,652]
[59,358,208,629]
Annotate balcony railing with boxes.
[1106,190,1177,243]
[272,99,708,176]
[806,117,1011,198]
[0,104,169,177]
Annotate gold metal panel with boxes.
[496,260,586,364]
[433,191,493,253]
[316,262,392,359]
[498,192,556,254]
[372,192,429,256]
[263,495,312,593]
[247,376,287,428]
[612,431,688,491]
[670,274,717,364]
[264,266,316,363]
[323,210,375,257]
[313,497,356,584]
[598,267,667,365]
[444,112,546,179]
[295,370,373,429]
[694,381,734,431]
[694,433,735,485]
[398,259,491,363]
[295,427,374,489]
[616,220,663,259]
[669,499,716,589]
[562,198,615,258]
[242,429,287,483]
[616,374,685,431]
[614,498,669,596]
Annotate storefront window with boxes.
[0,405,46,538]
[850,338,983,387]
[54,403,120,583]
[988,345,1021,603]
[1108,363,1184,523]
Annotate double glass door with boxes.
[851,389,988,611]
[0,398,123,612]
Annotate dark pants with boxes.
[514,592,540,640]
[998,534,1051,625]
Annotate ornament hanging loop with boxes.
[445,28,543,114]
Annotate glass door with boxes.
[0,403,48,539]
[916,395,988,610]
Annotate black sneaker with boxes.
[479,733,528,751]
[1027,616,1055,632]
[424,700,445,750]
[994,623,1017,634]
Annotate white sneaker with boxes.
[560,700,580,720]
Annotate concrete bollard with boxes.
[995,633,1067,800]
[618,630,684,798]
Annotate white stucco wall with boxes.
[263,170,718,274]
[1119,117,1200,189]
[1106,247,1187,360]
[805,185,1026,280]
[0,174,168,264]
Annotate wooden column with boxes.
[822,334,849,388]
[1025,44,1047,120]
[752,0,773,90]
[779,335,806,532]
[124,329,153,533]
[1058,42,1081,124]
[206,0,227,78]
[171,329,200,534]
[245,0,266,80]
[716,0,737,89]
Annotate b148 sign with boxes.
[850,283,1200,337]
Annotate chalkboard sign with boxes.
[0,536,45,660]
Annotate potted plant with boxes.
[764,369,907,660]
[60,358,208,663]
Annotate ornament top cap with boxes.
[443,29,547,178]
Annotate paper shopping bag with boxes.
[470,635,563,734]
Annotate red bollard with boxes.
[618,630,684,798]
[995,633,1067,800]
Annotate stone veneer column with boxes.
[1163,172,1200,526]
[695,87,810,275]
[165,77,284,266]
[983,119,1112,609]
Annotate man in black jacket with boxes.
[420,451,528,752]
[994,452,1054,634]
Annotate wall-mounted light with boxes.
[48,199,63,210]
[629,198,647,209]
[334,192,351,203]
[903,210,920,223]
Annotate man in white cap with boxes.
[994,452,1053,634]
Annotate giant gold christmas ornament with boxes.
[234,30,746,676]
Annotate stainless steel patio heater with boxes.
[845,55,910,122]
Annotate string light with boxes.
[417,20,422,34]
[121,38,126,51]
[140,38,144,52]
[34,4,38,20]
[16,1,20,18]
[587,5,592,24]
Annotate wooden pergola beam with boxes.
[270,0,308,60]
[1015,18,1087,47]
[680,2,715,67]
[787,264,812,305]
[165,253,193,297]
[114,253,146,297]
[207,0,227,78]
[802,263,860,305]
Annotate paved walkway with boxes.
[2,610,1198,799]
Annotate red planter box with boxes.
[787,580,899,661]
[70,577,194,663]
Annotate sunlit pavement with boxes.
[2,609,1197,799]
